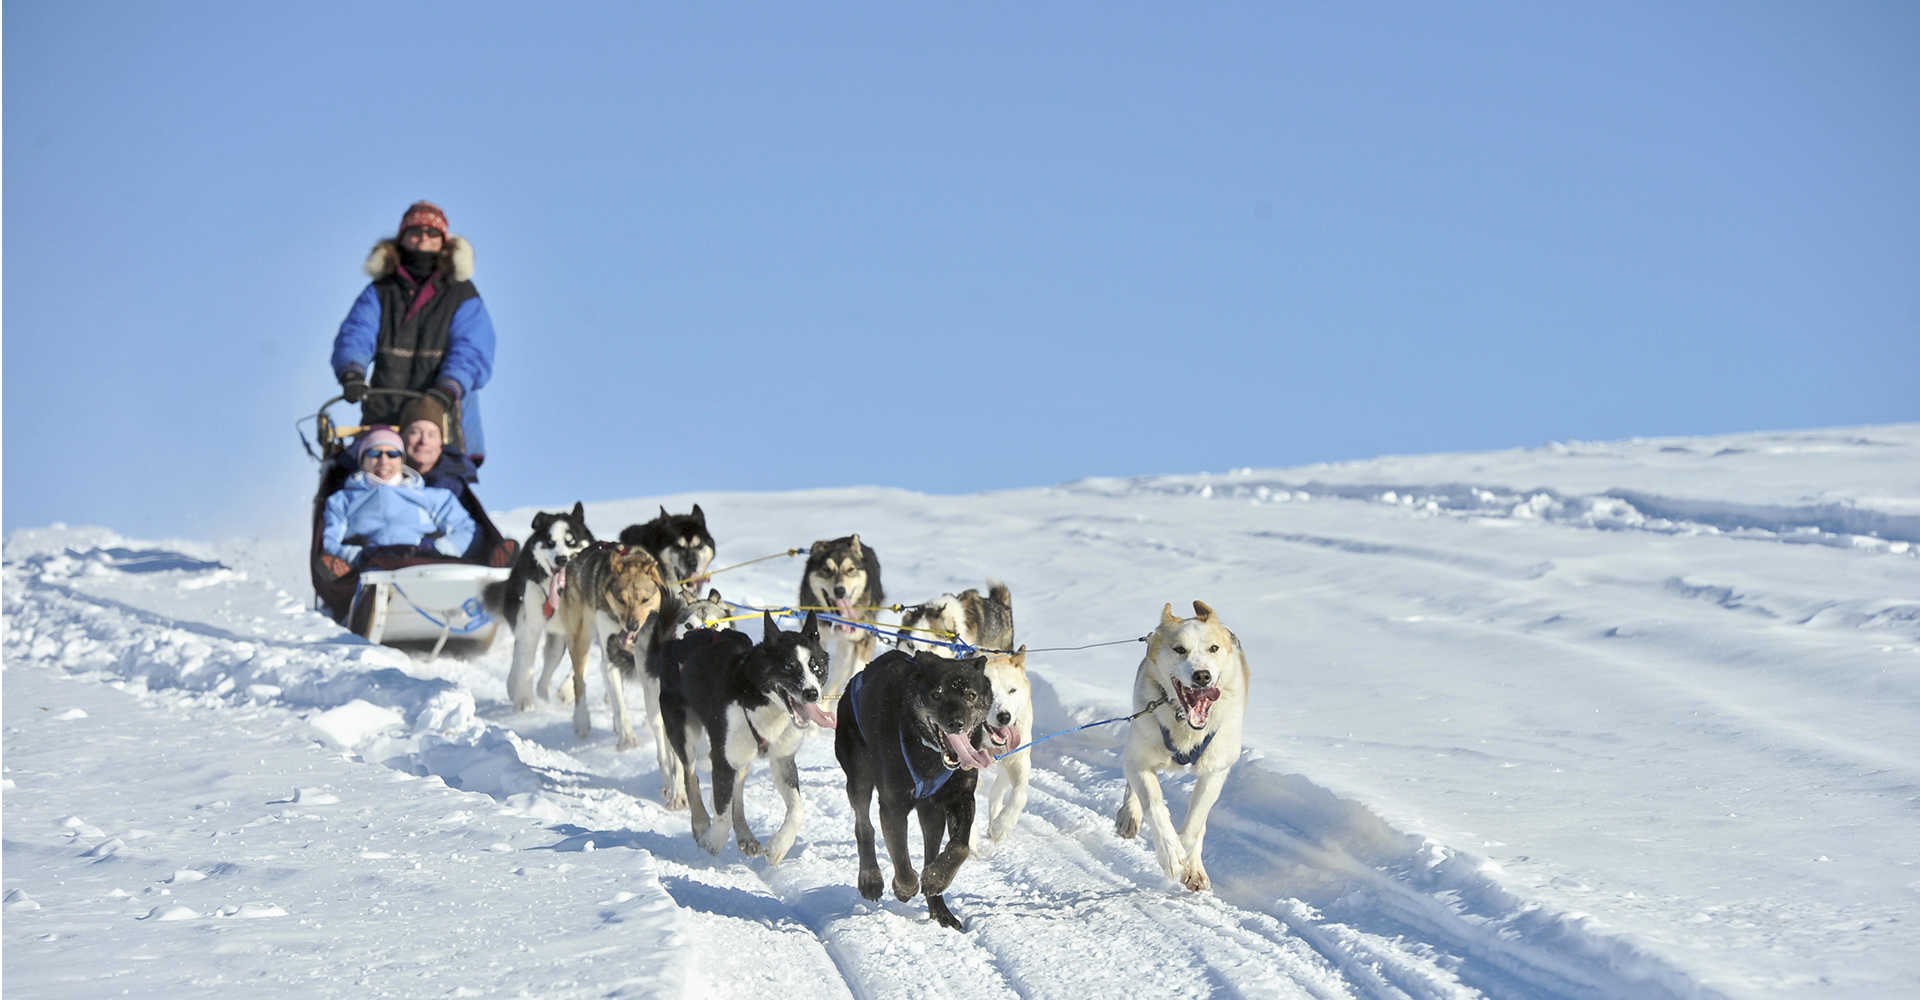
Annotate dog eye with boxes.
[1173,645,1188,655]
[1209,644,1219,653]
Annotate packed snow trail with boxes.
[4,527,1719,999]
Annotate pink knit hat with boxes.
[356,427,404,460]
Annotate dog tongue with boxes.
[801,701,837,729]
[1185,686,1221,726]
[833,598,857,634]
[945,731,993,770]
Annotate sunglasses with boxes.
[363,448,405,460]
[402,226,444,241]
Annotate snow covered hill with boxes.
[6,425,1917,998]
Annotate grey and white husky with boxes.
[505,502,595,711]
[898,581,1013,655]
[800,534,884,701]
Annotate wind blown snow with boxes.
[5,425,1917,998]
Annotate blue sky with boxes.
[5,2,1914,538]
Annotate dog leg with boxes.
[684,741,713,848]
[1126,765,1188,884]
[921,792,975,931]
[567,630,593,738]
[988,755,1030,843]
[729,766,762,858]
[643,677,686,810]
[847,764,884,901]
[702,754,738,856]
[879,796,919,901]
[506,606,541,711]
[601,649,639,751]
[537,629,570,703]
[1114,774,1143,840]
[1174,769,1230,892]
[764,753,804,865]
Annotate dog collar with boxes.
[743,711,769,755]
[1158,724,1216,767]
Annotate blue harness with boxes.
[848,671,956,799]
[1159,723,1216,767]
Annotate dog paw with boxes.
[510,695,534,712]
[736,834,763,857]
[927,895,966,931]
[1179,861,1211,893]
[891,872,920,901]
[615,731,640,752]
[1114,808,1140,840]
[857,867,884,901]
[662,788,688,811]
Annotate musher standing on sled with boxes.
[331,200,496,470]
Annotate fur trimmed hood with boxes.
[364,234,475,283]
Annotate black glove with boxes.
[425,384,456,414]
[338,370,368,403]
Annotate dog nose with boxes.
[995,710,1012,726]
[833,586,847,598]
[802,687,819,702]
[1192,669,1212,688]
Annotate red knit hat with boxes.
[398,201,449,236]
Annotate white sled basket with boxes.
[352,563,510,652]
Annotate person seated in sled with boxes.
[396,394,476,494]
[318,428,477,581]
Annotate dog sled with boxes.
[300,389,515,652]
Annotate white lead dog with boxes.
[1114,600,1250,891]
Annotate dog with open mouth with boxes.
[657,611,836,865]
[799,534,884,701]
[1114,600,1250,892]
[835,648,995,930]
[503,502,595,712]
[979,646,1035,843]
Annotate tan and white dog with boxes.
[540,542,668,750]
[1114,600,1249,891]
[980,646,1035,842]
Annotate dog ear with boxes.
[659,505,670,519]
[1193,600,1216,622]
[691,503,705,525]
[848,534,863,560]
[531,512,552,531]
[762,612,779,642]
[707,587,722,603]
[801,609,820,638]
[1012,644,1027,669]
[1161,603,1180,626]
[570,501,585,522]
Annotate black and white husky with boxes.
[609,586,736,809]
[657,611,837,865]
[898,581,1013,655]
[800,534,884,701]
[505,502,595,711]
[618,505,715,600]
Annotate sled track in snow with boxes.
[4,542,1719,999]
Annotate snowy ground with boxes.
[5,425,1917,998]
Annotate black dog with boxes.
[619,505,715,599]
[834,648,995,930]
[656,611,835,865]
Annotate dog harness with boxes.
[1159,724,1216,767]
[848,672,955,799]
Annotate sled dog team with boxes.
[501,503,1251,929]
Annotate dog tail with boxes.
[484,579,511,619]
[988,579,1011,609]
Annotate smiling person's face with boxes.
[403,419,444,471]
[361,445,406,480]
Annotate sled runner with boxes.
[300,390,514,652]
